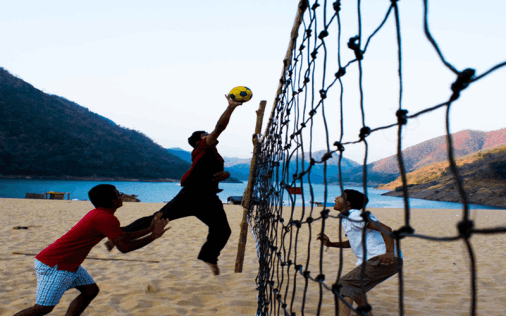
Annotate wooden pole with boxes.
[234,100,267,273]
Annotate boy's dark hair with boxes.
[343,189,368,210]
[188,130,206,148]
[88,184,119,208]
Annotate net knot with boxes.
[333,1,341,12]
[311,50,318,59]
[306,29,312,38]
[450,68,475,101]
[315,274,325,282]
[295,264,303,272]
[319,89,327,99]
[319,30,329,40]
[335,67,346,78]
[396,109,408,125]
[303,270,311,279]
[311,2,320,10]
[393,225,415,239]
[334,141,345,152]
[356,304,372,314]
[310,158,316,166]
[359,126,371,140]
[299,0,309,10]
[331,283,342,293]
[347,36,363,60]
[321,152,333,162]
[457,220,474,239]
[306,217,314,224]
[321,209,330,219]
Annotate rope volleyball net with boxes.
[246,0,506,315]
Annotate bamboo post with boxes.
[234,100,267,273]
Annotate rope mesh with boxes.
[247,1,506,315]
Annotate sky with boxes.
[1,0,505,164]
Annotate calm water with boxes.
[0,179,502,210]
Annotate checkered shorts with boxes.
[34,259,95,306]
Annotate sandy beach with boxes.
[1,198,506,315]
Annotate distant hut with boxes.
[45,191,71,200]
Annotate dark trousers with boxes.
[121,186,232,264]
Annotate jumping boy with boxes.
[14,184,169,316]
[317,189,403,316]
[106,95,243,275]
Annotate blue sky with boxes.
[2,0,505,163]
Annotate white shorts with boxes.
[34,259,95,306]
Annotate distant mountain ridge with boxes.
[329,128,506,185]
[0,67,190,180]
[371,129,506,174]
[168,148,361,183]
[379,144,506,208]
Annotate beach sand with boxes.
[1,198,505,315]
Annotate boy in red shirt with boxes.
[14,184,169,316]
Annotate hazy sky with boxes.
[2,0,505,164]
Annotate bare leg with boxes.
[204,262,220,276]
[65,284,99,316]
[13,305,54,316]
[354,295,373,316]
[338,297,353,316]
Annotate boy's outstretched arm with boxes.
[112,213,170,254]
[205,95,242,147]
[317,233,351,248]
[367,221,396,264]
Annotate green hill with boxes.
[0,67,190,180]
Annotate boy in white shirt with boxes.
[318,189,402,316]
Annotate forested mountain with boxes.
[0,67,189,180]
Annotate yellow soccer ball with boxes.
[228,86,253,103]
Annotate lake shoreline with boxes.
[381,186,506,208]
[0,175,180,183]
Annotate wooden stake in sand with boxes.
[12,225,42,230]
[235,100,266,273]
[12,252,159,263]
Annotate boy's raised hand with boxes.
[317,233,331,247]
[224,94,243,107]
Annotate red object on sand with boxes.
[288,187,302,195]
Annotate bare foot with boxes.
[104,240,114,252]
[204,262,220,275]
